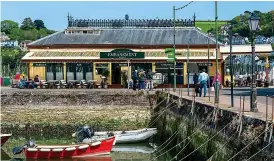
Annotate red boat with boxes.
[1,134,12,146]
[23,136,115,159]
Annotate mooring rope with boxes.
[179,121,233,161]
[150,124,205,161]
[206,130,238,161]
[148,104,178,128]
[152,98,167,109]
[150,101,175,118]
[169,141,191,161]
[245,140,274,161]
[154,128,180,154]
[227,122,274,161]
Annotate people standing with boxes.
[199,69,209,97]
[132,70,138,90]
[212,70,222,91]
[146,69,153,90]
[193,73,198,86]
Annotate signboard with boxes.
[119,63,130,67]
[96,63,109,67]
[197,63,213,67]
[155,63,184,68]
[33,63,46,67]
[100,49,145,59]
[165,48,175,62]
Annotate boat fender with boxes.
[78,145,89,149]
[65,147,76,151]
[107,132,114,137]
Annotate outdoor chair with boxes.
[60,80,68,88]
[80,80,88,88]
[75,81,81,88]
[40,80,48,89]
[54,81,61,89]
[11,79,19,88]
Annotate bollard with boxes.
[266,95,268,121]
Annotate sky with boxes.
[1,1,274,31]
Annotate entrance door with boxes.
[111,63,121,84]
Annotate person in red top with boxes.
[212,70,222,89]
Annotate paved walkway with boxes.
[170,88,273,122]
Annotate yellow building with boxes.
[22,15,223,88]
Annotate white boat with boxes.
[78,128,157,144]
[112,144,155,154]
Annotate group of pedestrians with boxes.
[132,69,153,91]
[193,69,222,97]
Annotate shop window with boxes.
[67,64,74,72]
[95,63,108,75]
[86,64,93,72]
[55,64,63,72]
[46,64,54,72]
[83,31,87,34]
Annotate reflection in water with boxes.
[1,138,171,161]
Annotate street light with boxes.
[248,12,260,112]
[207,32,212,101]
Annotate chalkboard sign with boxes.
[33,63,46,67]
[96,63,108,68]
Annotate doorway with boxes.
[111,63,121,84]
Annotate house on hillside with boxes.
[255,35,267,44]
[0,32,10,42]
[0,40,19,48]
[20,40,32,51]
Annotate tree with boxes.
[34,19,46,30]
[1,20,19,34]
[9,28,23,41]
[20,17,35,30]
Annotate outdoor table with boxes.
[47,80,58,89]
[87,80,97,89]
[68,80,78,88]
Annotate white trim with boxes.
[0,134,12,137]
[52,148,63,152]
[39,148,51,152]
[78,145,89,149]
[220,44,273,54]
[65,147,76,151]
[90,141,101,146]
[27,148,38,152]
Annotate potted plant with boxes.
[101,68,110,88]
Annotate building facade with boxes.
[23,14,223,87]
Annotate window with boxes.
[95,63,108,75]
[83,31,87,34]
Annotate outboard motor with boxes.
[76,125,95,143]
[12,140,35,155]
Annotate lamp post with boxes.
[207,32,211,101]
[248,12,260,112]
[172,1,193,92]
[224,24,235,107]
[214,1,219,104]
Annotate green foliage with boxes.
[20,17,35,30]
[230,10,274,37]
[34,19,45,30]
[1,20,19,34]
[272,44,274,50]
[1,17,56,42]
[1,48,26,65]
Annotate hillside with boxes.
[195,20,228,33]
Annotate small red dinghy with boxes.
[1,134,12,146]
[23,136,115,159]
